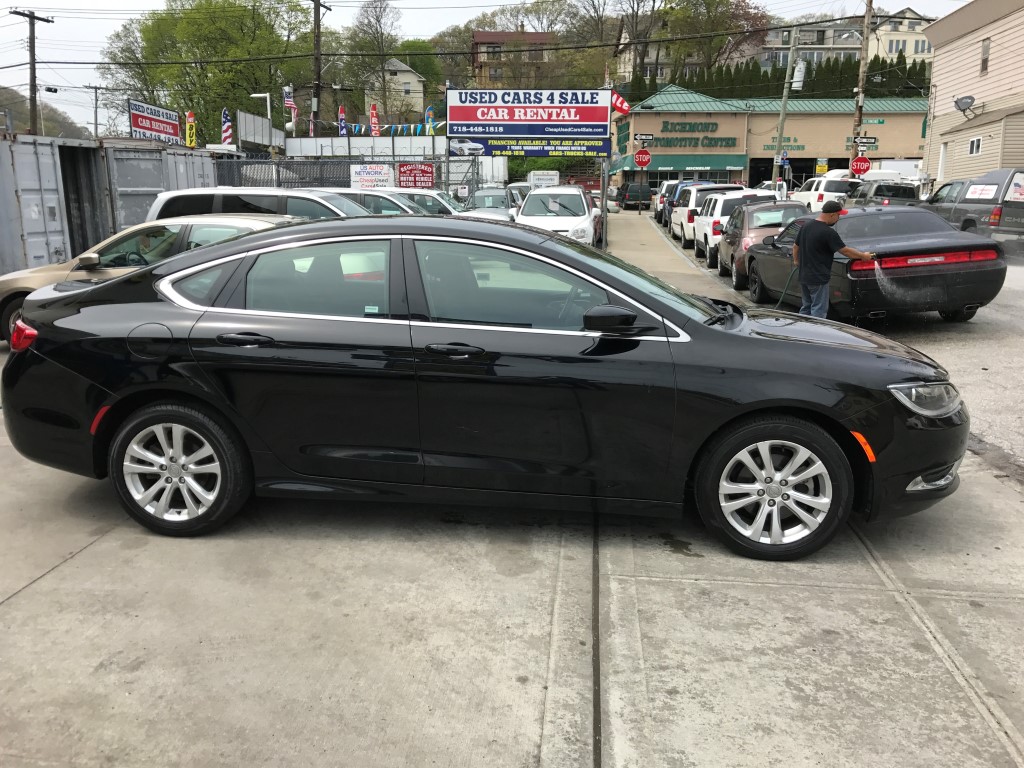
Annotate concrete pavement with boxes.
[1,212,1023,767]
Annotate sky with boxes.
[0,0,969,133]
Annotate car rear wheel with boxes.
[693,416,854,560]
[706,240,718,269]
[748,260,769,303]
[1,295,26,343]
[939,308,977,322]
[109,403,252,536]
[731,257,748,290]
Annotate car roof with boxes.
[137,213,295,228]
[525,185,586,195]
[740,201,805,211]
[156,187,341,200]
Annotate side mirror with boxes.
[590,208,601,220]
[78,254,100,270]
[584,305,657,334]
[762,235,776,247]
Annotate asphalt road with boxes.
[1,215,1023,767]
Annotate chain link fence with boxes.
[215,156,483,197]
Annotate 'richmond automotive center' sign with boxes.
[447,90,611,138]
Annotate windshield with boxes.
[834,210,955,239]
[391,194,432,215]
[521,192,587,217]
[472,190,510,210]
[549,239,718,322]
[823,180,858,193]
[314,193,373,217]
[872,184,918,199]
[435,190,467,212]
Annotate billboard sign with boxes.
[449,137,611,158]
[398,163,435,188]
[447,89,611,139]
[127,98,183,145]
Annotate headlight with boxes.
[569,226,589,239]
[888,381,962,418]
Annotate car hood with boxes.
[0,260,71,284]
[456,209,512,222]
[739,308,946,376]
[516,214,589,230]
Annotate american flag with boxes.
[221,108,233,144]
[611,90,631,116]
[283,86,296,112]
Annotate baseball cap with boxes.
[821,201,848,214]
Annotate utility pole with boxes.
[770,29,799,184]
[85,84,100,138]
[311,0,330,138]
[9,9,55,136]
[851,0,875,166]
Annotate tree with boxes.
[99,0,311,145]
[346,0,402,120]
[394,40,444,106]
[0,86,92,138]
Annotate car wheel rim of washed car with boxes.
[123,422,223,521]
[717,439,833,545]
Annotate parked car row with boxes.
[686,199,1007,324]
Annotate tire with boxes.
[731,257,748,290]
[693,415,854,560]
[939,308,977,322]
[109,403,252,536]
[717,250,730,277]
[748,259,769,304]
[1,295,26,343]
[706,240,718,270]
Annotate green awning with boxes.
[611,153,748,173]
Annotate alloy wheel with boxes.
[122,422,223,521]
[717,439,833,545]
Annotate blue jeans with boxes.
[799,283,830,318]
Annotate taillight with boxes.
[849,249,999,271]
[990,205,1003,225]
[687,210,696,223]
[741,237,753,251]
[712,220,723,235]
[882,199,890,205]
[817,193,824,203]
[659,195,665,204]
[10,319,37,352]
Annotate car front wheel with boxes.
[109,403,252,536]
[694,415,854,560]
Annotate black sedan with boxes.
[744,207,1007,321]
[3,216,969,560]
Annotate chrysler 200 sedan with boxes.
[3,217,968,560]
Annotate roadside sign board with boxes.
[127,98,183,145]
[633,133,654,141]
[634,148,652,168]
[853,136,878,145]
[863,118,885,125]
[184,111,196,148]
[447,89,611,138]
[397,163,435,189]
[851,156,872,176]
[815,157,828,174]
[352,164,395,188]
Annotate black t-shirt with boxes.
[794,220,846,285]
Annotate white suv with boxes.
[515,185,601,246]
[669,184,744,247]
[693,190,778,269]
[654,180,679,225]
[789,177,861,212]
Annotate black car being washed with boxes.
[744,207,1007,322]
[3,216,969,561]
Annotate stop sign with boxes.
[634,149,652,168]
[851,156,872,176]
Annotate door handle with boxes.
[425,343,485,359]
[217,332,275,347]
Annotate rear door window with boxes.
[1002,173,1024,204]
[158,194,216,218]
[823,180,856,193]
[221,194,279,214]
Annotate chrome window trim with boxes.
[404,235,691,342]
[155,234,691,341]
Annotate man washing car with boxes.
[792,200,876,318]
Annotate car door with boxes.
[921,181,963,223]
[758,219,805,300]
[186,236,422,483]
[720,208,744,266]
[404,237,678,501]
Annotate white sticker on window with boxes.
[965,184,998,200]
[1004,174,1024,203]
[365,305,379,314]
